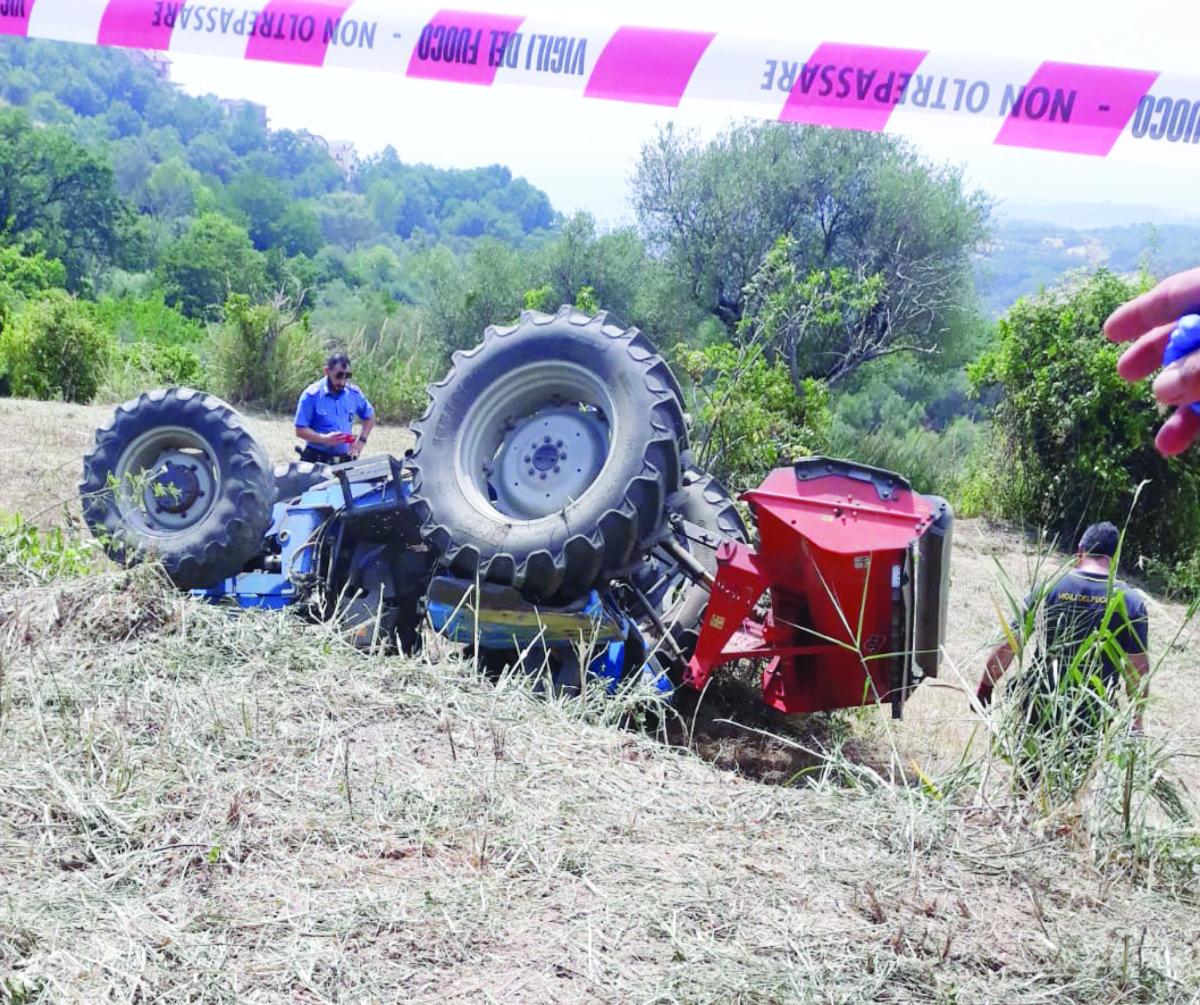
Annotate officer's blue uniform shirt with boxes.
[294,378,375,456]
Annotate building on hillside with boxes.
[325,140,360,178]
[129,50,173,82]
[307,135,360,178]
[217,97,268,127]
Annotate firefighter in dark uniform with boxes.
[975,522,1150,787]
[293,352,376,466]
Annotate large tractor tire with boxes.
[79,387,274,589]
[272,460,332,504]
[409,306,687,603]
[639,466,750,666]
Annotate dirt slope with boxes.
[0,395,1196,1003]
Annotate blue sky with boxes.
[166,0,1200,226]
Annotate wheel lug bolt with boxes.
[559,452,567,460]
[553,466,561,473]
[556,440,563,447]
[543,435,551,443]
[527,467,535,476]
[539,473,547,480]
[524,455,531,463]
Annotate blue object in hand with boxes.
[1164,314,1200,417]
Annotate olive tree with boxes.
[633,122,990,386]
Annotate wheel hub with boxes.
[149,462,200,513]
[490,406,608,520]
[531,443,560,472]
[137,448,217,530]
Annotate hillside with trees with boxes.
[978,218,1200,316]
[1,37,1199,592]
[0,37,1198,1003]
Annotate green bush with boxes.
[827,352,987,503]
[334,311,439,424]
[0,246,67,300]
[0,512,103,582]
[0,247,70,384]
[1140,550,1200,601]
[0,290,114,402]
[203,293,323,412]
[676,339,831,491]
[521,283,602,319]
[574,284,599,315]
[91,291,205,346]
[99,341,205,402]
[157,212,267,321]
[357,356,435,424]
[970,269,1200,580]
[829,414,979,502]
[522,283,556,313]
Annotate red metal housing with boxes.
[686,459,949,716]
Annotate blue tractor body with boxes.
[192,454,666,696]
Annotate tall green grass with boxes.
[960,533,1199,899]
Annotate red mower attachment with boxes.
[686,458,952,717]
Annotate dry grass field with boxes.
[0,396,1197,1003]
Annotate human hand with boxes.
[349,438,364,460]
[1104,267,1200,455]
[974,679,994,710]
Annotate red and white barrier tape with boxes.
[4,1,1199,161]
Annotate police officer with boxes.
[976,521,1150,734]
[293,352,376,465]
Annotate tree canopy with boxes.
[0,38,562,259]
[969,269,1200,572]
[633,122,990,384]
[0,108,130,289]
[157,213,266,321]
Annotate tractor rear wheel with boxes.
[409,306,686,603]
[79,387,274,589]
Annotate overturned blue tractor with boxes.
[79,307,952,714]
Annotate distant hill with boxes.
[995,200,1200,230]
[976,218,1200,316]
[8,36,1199,332]
[0,37,558,256]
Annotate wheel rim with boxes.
[455,361,616,522]
[112,425,221,536]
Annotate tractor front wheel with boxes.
[79,387,274,589]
